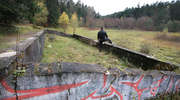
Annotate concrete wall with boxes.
[46,30,73,37]
[0,30,45,79]
[0,62,179,100]
[23,31,45,63]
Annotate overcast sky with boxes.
[73,0,173,16]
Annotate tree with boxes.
[70,12,78,33]
[33,0,48,26]
[168,20,180,32]
[59,12,69,32]
[136,17,154,31]
[46,0,60,26]
[170,1,180,21]
[152,2,170,31]
[85,7,96,28]
[79,17,84,26]
[0,0,40,24]
[57,0,98,27]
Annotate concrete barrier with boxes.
[73,34,97,46]
[0,62,179,100]
[0,30,45,79]
[46,29,73,37]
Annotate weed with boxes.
[140,42,152,55]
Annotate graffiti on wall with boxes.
[0,74,180,100]
[0,80,88,100]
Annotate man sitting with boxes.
[97,27,112,44]
[97,27,112,51]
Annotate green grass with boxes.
[42,34,130,69]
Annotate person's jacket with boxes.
[98,30,108,41]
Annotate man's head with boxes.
[100,27,104,31]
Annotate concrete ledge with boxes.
[0,30,45,78]
[46,29,73,37]
[24,62,107,76]
[25,62,178,76]
[73,34,97,46]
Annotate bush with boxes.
[103,17,136,29]
[168,20,180,32]
[48,34,56,42]
[155,33,168,40]
[104,18,116,28]
[154,24,165,32]
[136,17,154,31]
[155,33,180,42]
[140,42,152,55]
[95,19,104,27]
[119,17,136,29]
[0,25,19,35]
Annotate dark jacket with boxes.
[98,30,108,41]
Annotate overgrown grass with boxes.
[74,27,180,65]
[42,34,130,69]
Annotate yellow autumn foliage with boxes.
[59,12,69,32]
[70,12,79,33]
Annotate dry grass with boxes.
[156,33,180,42]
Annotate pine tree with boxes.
[46,0,60,26]
[59,12,69,32]
[0,0,40,24]
[70,12,78,33]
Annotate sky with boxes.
[73,0,172,16]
